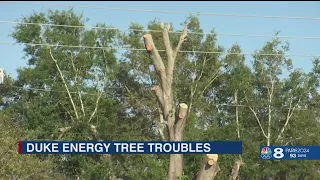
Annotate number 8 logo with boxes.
[273,148,284,159]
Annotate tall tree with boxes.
[3,8,320,180]
[9,9,157,179]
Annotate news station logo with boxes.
[260,147,272,159]
[260,147,285,160]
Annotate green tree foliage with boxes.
[0,112,66,179]
[0,9,319,179]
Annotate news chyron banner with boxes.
[18,141,242,155]
[260,146,320,160]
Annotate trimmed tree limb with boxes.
[206,154,218,166]
[175,103,188,139]
[49,48,79,120]
[143,34,167,85]
[174,103,188,173]
[177,103,188,119]
[160,23,173,66]
[196,155,220,180]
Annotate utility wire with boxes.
[0,41,318,58]
[1,1,320,21]
[21,131,155,137]
[1,20,320,40]
[6,85,315,111]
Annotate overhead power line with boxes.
[1,1,320,21]
[27,131,154,137]
[1,20,320,40]
[7,85,314,111]
[0,41,319,58]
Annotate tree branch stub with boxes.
[178,103,188,119]
[175,103,189,141]
[196,155,220,180]
[160,23,173,64]
[206,154,219,166]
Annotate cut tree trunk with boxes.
[195,155,220,180]
[143,23,225,180]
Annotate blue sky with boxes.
[0,1,319,79]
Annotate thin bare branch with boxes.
[201,70,221,95]
[49,48,79,120]
[88,49,108,123]
[88,92,103,123]
[173,25,188,61]
[267,79,275,146]
[275,98,301,143]
[235,90,240,139]
[197,55,211,82]
[78,92,85,116]
[70,53,85,117]
[122,83,131,94]
[245,96,268,138]
[163,23,185,87]
[58,101,74,122]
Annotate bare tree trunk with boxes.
[144,23,224,180]
[144,23,188,180]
